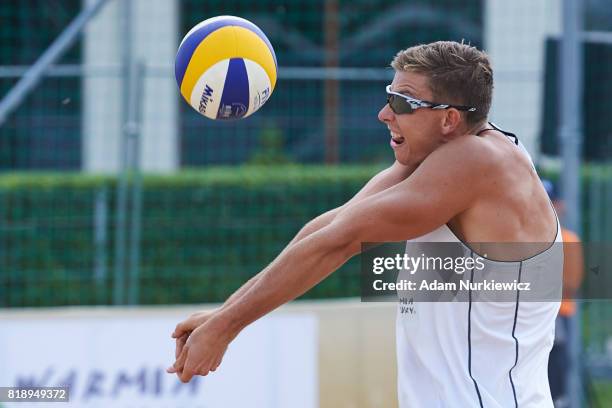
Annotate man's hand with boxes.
[167,316,238,382]
[171,309,217,360]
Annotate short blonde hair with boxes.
[391,41,493,126]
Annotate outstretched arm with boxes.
[223,161,415,304]
[217,144,481,331]
[170,161,414,342]
[170,142,485,382]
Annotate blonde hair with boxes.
[391,41,493,126]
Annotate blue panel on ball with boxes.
[175,16,277,87]
[216,58,249,120]
[175,19,229,87]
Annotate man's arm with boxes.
[222,161,414,306]
[216,140,487,339]
[171,161,414,343]
[170,140,489,381]
[289,161,416,245]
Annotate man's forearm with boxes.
[218,162,407,310]
[222,208,341,308]
[224,274,260,306]
[287,207,341,246]
[217,223,356,335]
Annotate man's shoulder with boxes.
[404,135,502,202]
[425,134,503,175]
[414,134,529,205]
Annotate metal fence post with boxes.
[94,187,108,302]
[127,61,145,305]
[559,0,584,406]
[114,0,133,305]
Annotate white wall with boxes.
[485,0,562,160]
[0,304,318,408]
[82,0,178,173]
[0,299,398,408]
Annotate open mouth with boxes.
[390,132,405,147]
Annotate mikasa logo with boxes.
[253,87,271,111]
[198,84,214,114]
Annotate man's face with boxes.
[378,70,449,166]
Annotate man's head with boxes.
[378,41,493,166]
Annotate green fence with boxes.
[1,164,611,308]
[0,165,382,307]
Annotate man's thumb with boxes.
[172,323,186,338]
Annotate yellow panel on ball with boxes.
[180,27,277,101]
[180,26,237,99]
[232,26,277,91]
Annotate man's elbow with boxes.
[324,221,363,259]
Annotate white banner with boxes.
[0,310,318,408]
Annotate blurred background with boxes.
[0,0,610,407]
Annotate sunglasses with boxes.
[385,85,476,115]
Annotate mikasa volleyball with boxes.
[175,16,277,120]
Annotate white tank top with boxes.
[396,126,563,408]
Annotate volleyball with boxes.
[175,16,277,120]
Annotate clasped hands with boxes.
[166,309,238,383]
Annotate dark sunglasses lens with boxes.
[388,94,413,114]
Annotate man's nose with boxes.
[378,103,394,123]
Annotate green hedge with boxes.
[0,165,382,307]
[1,164,610,308]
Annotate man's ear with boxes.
[441,108,462,136]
